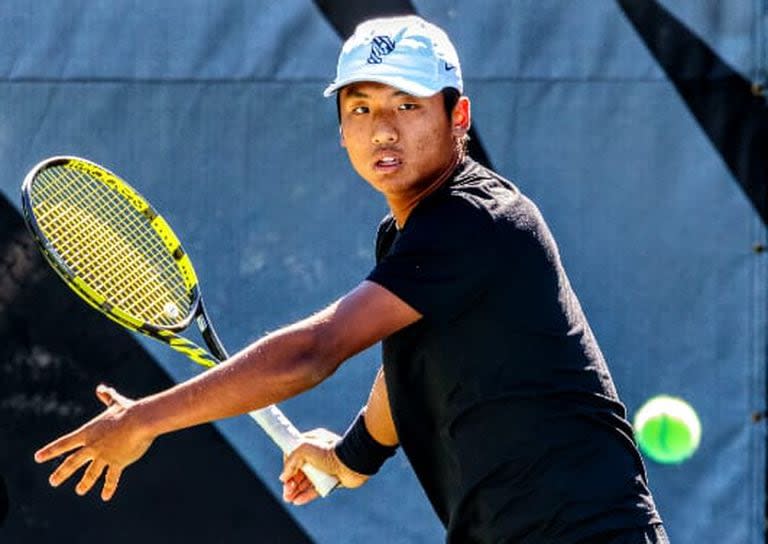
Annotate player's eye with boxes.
[398,103,418,111]
[351,106,369,114]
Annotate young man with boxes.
[36,16,668,543]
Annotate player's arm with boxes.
[360,365,398,447]
[281,365,398,505]
[34,280,419,500]
[125,280,418,433]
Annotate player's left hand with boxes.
[33,384,155,501]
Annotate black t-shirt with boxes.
[366,159,662,543]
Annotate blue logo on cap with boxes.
[367,36,396,64]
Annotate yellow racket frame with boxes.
[21,156,215,366]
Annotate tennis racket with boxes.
[21,155,338,497]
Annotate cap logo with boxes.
[367,35,396,64]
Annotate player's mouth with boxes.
[373,155,402,173]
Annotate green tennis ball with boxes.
[633,395,701,464]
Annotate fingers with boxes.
[35,388,136,503]
[282,470,305,501]
[101,465,122,502]
[48,449,91,488]
[34,387,126,464]
[282,472,319,506]
[34,429,86,464]
[41,445,123,502]
[37,385,130,463]
[281,450,302,483]
[284,439,338,478]
[75,459,122,503]
[281,441,346,501]
[96,384,115,407]
[281,445,320,483]
[95,384,130,408]
[287,481,320,505]
[76,459,106,496]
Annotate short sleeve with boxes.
[366,195,495,323]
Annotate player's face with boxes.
[338,82,465,200]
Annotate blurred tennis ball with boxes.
[633,395,701,464]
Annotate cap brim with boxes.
[323,74,443,98]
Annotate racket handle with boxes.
[248,405,339,497]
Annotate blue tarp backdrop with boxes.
[1,1,765,543]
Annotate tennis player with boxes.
[36,15,668,543]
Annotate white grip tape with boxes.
[249,405,339,497]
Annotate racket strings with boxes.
[30,165,193,327]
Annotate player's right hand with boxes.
[281,428,369,505]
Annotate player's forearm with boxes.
[128,280,418,439]
[332,366,399,477]
[132,314,343,438]
[363,366,398,446]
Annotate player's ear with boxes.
[451,96,471,137]
[339,125,347,148]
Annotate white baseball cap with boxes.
[323,15,463,98]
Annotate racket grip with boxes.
[248,405,339,498]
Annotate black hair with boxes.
[335,87,462,124]
[440,87,461,119]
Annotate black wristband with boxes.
[334,410,398,476]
